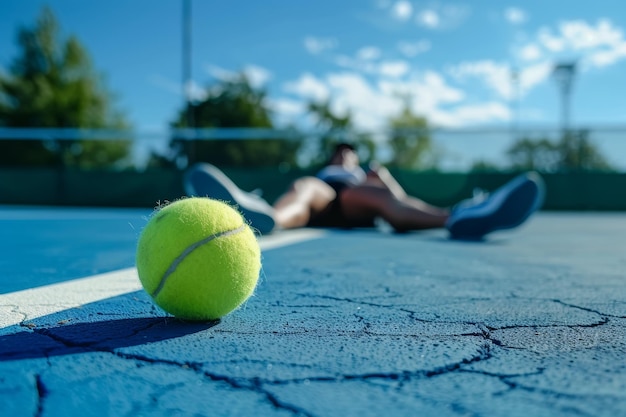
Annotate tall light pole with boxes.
[183,0,194,129]
[510,66,520,141]
[552,61,576,139]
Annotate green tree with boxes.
[507,130,613,172]
[0,7,131,168]
[305,100,375,166]
[160,74,300,168]
[387,103,435,169]
[507,137,560,172]
[470,160,503,172]
[558,130,613,172]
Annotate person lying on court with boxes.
[184,143,545,240]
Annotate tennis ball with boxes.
[136,197,261,321]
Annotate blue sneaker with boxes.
[184,163,276,235]
[446,172,545,240]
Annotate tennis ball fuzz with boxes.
[136,197,261,321]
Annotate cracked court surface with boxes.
[1,207,626,416]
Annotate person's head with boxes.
[328,143,359,167]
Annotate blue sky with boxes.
[2,0,626,134]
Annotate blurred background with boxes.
[1,1,625,209]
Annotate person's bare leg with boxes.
[340,184,449,232]
[366,165,448,217]
[365,162,407,200]
[272,177,336,229]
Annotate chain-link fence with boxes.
[0,127,624,172]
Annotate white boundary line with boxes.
[0,228,326,329]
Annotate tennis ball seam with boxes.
[150,223,246,298]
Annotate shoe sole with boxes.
[448,173,544,240]
[184,163,275,235]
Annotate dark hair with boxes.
[332,142,355,153]
[325,142,357,165]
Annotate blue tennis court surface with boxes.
[1,206,626,416]
[0,206,151,293]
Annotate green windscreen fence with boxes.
[1,167,625,210]
[0,127,625,209]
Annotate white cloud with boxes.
[357,46,382,61]
[270,18,626,131]
[378,61,410,78]
[267,97,305,116]
[280,70,467,130]
[304,36,338,55]
[326,72,402,130]
[504,7,527,25]
[414,71,465,106]
[519,43,542,61]
[391,0,413,21]
[283,73,330,102]
[334,55,353,68]
[206,64,239,82]
[538,19,624,52]
[560,19,622,50]
[266,97,308,127]
[587,42,626,67]
[243,65,272,88]
[518,62,553,92]
[432,102,510,127]
[397,40,431,57]
[413,5,469,30]
[333,50,410,78]
[534,19,626,70]
[378,72,510,127]
[449,60,513,99]
[417,10,440,28]
[205,64,271,89]
[538,28,565,52]
[277,67,516,129]
[378,72,465,122]
[335,55,378,74]
[185,81,209,102]
[449,59,553,100]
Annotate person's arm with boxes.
[365,161,407,200]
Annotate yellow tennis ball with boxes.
[136,197,261,321]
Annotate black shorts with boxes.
[306,180,375,229]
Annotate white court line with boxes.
[0,228,326,329]
[256,228,326,251]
